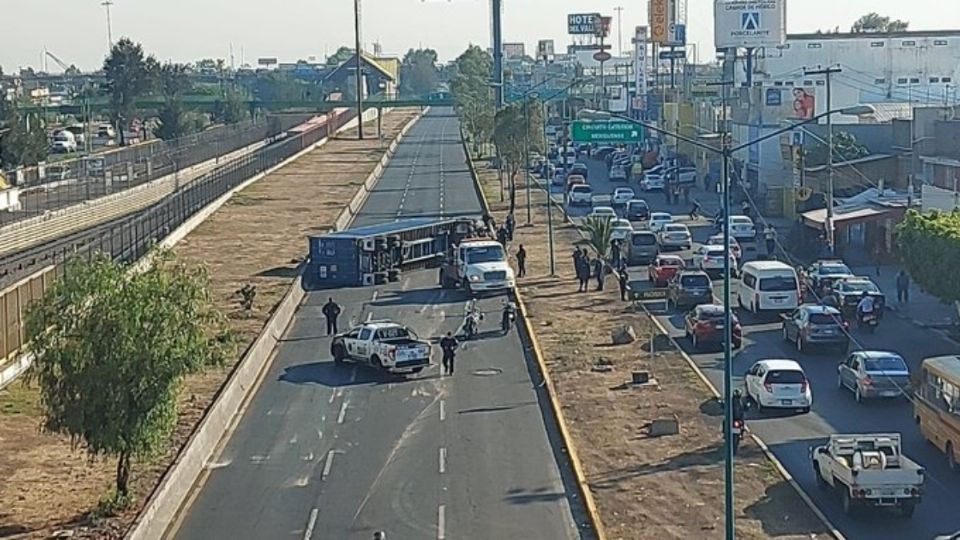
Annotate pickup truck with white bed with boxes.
[330,321,432,374]
[811,433,924,517]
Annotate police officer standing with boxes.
[322,297,342,336]
[440,332,459,375]
[516,244,527,278]
[618,268,630,301]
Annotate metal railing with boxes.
[0,109,355,363]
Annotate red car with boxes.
[684,304,743,351]
[648,254,685,287]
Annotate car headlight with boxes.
[468,274,482,282]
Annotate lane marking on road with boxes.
[328,391,336,404]
[302,508,318,540]
[366,311,373,322]
[439,447,447,474]
[437,505,446,540]
[350,366,358,383]
[322,450,336,480]
[317,430,322,441]
[371,290,379,301]
[337,400,349,424]
[439,399,446,422]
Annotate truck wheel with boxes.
[814,463,828,489]
[371,355,383,369]
[899,502,916,518]
[332,345,346,365]
[841,489,856,516]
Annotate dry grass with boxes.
[476,159,832,540]
[0,109,421,539]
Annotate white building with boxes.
[740,30,960,121]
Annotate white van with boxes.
[738,261,800,314]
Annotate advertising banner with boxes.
[502,43,525,59]
[537,40,555,60]
[596,16,613,38]
[633,26,649,103]
[765,86,817,121]
[649,0,672,44]
[714,0,786,48]
[568,13,601,35]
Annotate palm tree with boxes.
[580,216,614,259]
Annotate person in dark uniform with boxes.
[593,257,605,291]
[516,245,527,278]
[505,213,516,241]
[497,226,509,247]
[575,249,589,292]
[610,239,621,269]
[440,332,459,375]
[618,268,630,301]
[322,297,342,335]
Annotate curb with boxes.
[127,108,424,540]
[464,151,607,540]
[644,310,845,540]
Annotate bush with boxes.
[896,209,960,302]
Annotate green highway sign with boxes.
[571,120,644,143]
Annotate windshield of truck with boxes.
[465,245,506,264]
[759,276,798,292]
[376,326,411,340]
[864,356,908,372]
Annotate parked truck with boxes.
[330,320,432,375]
[811,433,924,517]
[439,238,515,294]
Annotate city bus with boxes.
[914,355,960,471]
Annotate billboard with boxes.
[537,39,555,60]
[503,43,525,59]
[596,16,613,38]
[568,13,601,35]
[633,26,649,98]
[714,0,786,48]
[763,86,817,122]
[257,57,278,66]
[649,0,672,44]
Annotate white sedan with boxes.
[744,359,812,413]
[706,234,742,260]
[648,212,673,233]
[588,206,617,220]
[657,223,692,250]
[610,218,633,241]
[693,244,738,276]
[611,187,636,207]
[729,215,757,241]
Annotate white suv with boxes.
[568,184,593,206]
[744,359,812,414]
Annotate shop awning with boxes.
[802,205,887,228]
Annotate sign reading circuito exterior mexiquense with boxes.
[714,0,786,48]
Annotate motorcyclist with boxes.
[856,290,876,323]
[464,299,482,336]
[731,389,745,424]
[501,300,517,329]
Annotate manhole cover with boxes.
[473,368,503,377]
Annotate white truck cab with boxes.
[330,321,432,374]
[439,239,515,293]
[812,433,924,517]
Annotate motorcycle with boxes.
[464,306,483,339]
[731,419,745,454]
[501,303,517,335]
[858,311,879,334]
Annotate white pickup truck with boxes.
[329,321,432,375]
[439,238,515,294]
[812,433,924,517]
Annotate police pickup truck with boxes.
[330,321,432,375]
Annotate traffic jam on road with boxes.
[535,131,960,538]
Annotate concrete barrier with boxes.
[126,107,424,540]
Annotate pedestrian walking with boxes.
[516,244,527,278]
[610,239,622,269]
[618,268,630,301]
[689,199,702,220]
[322,297,342,335]
[497,226,508,247]
[763,225,777,258]
[576,250,590,292]
[439,332,459,375]
[896,270,910,304]
[593,257,605,291]
[505,213,516,241]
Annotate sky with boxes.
[0,0,955,73]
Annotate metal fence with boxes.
[0,108,354,362]
[0,114,316,227]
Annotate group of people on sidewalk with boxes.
[571,243,632,301]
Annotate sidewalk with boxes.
[851,264,958,330]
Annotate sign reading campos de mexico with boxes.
[714,0,786,48]
[568,13,601,35]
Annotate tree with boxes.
[804,131,870,167]
[491,99,544,213]
[103,38,157,146]
[155,62,193,141]
[0,106,48,169]
[851,12,909,33]
[215,88,247,124]
[896,210,960,303]
[26,253,233,505]
[326,46,354,66]
[581,216,614,259]
[451,45,495,156]
[65,64,82,77]
[399,48,440,97]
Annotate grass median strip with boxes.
[473,156,833,540]
[0,109,420,539]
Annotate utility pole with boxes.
[524,97,532,225]
[804,65,841,254]
[354,0,364,140]
[101,0,114,49]
[707,74,735,540]
[492,0,504,109]
[614,6,624,57]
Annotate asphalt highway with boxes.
[171,108,584,540]
[570,156,960,539]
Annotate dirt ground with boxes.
[0,108,422,539]
[475,159,833,540]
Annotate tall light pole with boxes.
[101,0,114,49]
[614,6,624,57]
[354,0,365,140]
[523,97,532,225]
[492,0,504,109]
[804,65,841,254]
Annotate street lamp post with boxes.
[524,97,532,225]
[354,0,365,140]
[101,0,114,49]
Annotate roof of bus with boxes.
[923,355,960,381]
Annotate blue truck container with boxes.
[304,217,480,289]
